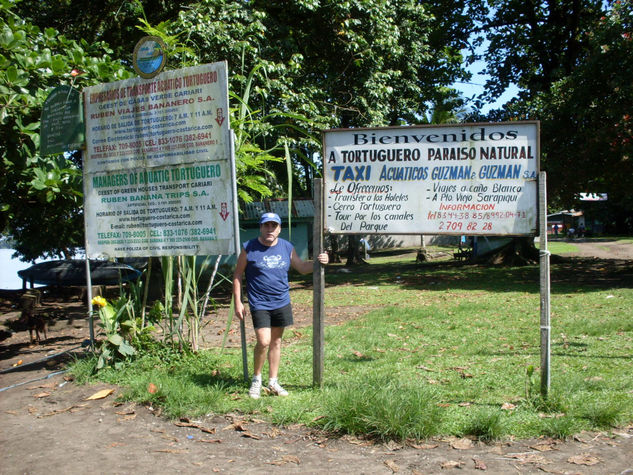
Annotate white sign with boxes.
[579,193,607,201]
[85,62,229,173]
[323,122,539,236]
[83,62,236,257]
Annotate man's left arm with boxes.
[290,249,328,275]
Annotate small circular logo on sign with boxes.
[133,36,167,78]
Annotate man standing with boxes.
[233,212,329,399]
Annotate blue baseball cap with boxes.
[260,212,281,225]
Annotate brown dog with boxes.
[19,291,47,344]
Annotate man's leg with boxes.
[253,327,271,377]
[267,326,285,380]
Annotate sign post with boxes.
[312,179,325,387]
[539,172,551,397]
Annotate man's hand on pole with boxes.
[316,252,329,265]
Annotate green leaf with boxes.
[97,62,111,78]
[107,333,123,345]
[117,340,136,356]
[5,65,18,83]
[50,55,66,74]
[0,25,14,47]
[44,28,57,40]
[71,48,84,65]
[36,49,52,68]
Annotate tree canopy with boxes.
[164,0,477,194]
[536,0,633,228]
[475,0,633,231]
[13,0,198,61]
[2,0,632,259]
[0,0,133,260]
[2,0,479,259]
[480,0,604,102]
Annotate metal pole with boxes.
[539,172,551,397]
[229,130,249,382]
[79,146,95,350]
[85,257,94,349]
[312,178,325,387]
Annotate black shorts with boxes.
[250,303,293,329]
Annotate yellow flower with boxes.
[91,296,107,307]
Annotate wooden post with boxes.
[313,178,325,387]
[539,172,551,397]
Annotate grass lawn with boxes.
[71,247,633,441]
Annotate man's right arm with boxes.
[232,249,247,320]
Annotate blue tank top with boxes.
[243,238,294,311]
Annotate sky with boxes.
[453,78,520,115]
[452,43,521,115]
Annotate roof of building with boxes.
[243,200,315,222]
[547,210,583,218]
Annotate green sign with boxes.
[40,85,84,155]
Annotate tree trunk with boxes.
[328,234,342,263]
[302,146,312,197]
[345,235,367,266]
[485,237,539,266]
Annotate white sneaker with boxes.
[249,377,262,399]
[266,380,289,397]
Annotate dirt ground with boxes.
[1,239,632,474]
